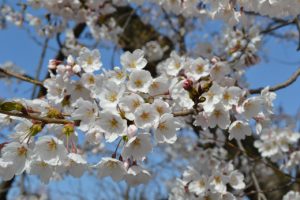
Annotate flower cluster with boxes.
[0,47,181,185]
[0,43,283,192]
[254,128,300,159]
[158,0,300,19]
[223,27,261,67]
[0,41,281,186]
[0,0,299,199]
[169,148,246,200]
[1,0,125,38]
[2,0,299,42]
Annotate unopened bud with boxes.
[0,102,26,113]
[29,123,43,136]
[183,79,193,91]
[48,59,61,70]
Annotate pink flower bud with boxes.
[183,79,193,91]
[48,59,62,70]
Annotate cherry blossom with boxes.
[96,157,127,181]
[0,1,299,198]
[121,49,147,71]
[76,47,102,73]
[122,133,152,160]
[34,136,68,165]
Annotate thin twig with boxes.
[24,27,57,52]
[37,23,86,97]
[0,110,72,125]
[238,141,268,200]
[0,68,43,86]
[251,172,268,200]
[161,8,186,54]
[173,109,194,117]
[161,8,181,36]
[249,67,300,94]
[121,8,136,30]
[31,37,49,98]
[243,10,290,24]
[294,15,300,51]
[260,20,295,35]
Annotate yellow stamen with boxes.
[17,146,27,157]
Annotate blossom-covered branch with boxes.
[0,109,72,125]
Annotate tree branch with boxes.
[244,181,293,196]
[113,6,174,76]
[260,20,295,35]
[0,110,72,125]
[31,37,49,98]
[173,109,194,117]
[224,140,300,183]
[295,15,300,51]
[243,10,295,35]
[249,67,300,94]
[0,68,43,86]
[251,172,268,200]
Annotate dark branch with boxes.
[0,68,43,86]
[0,110,73,125]
[295,15,300,51]
[249,67,300,94]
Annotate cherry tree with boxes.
[0,0,300,199]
